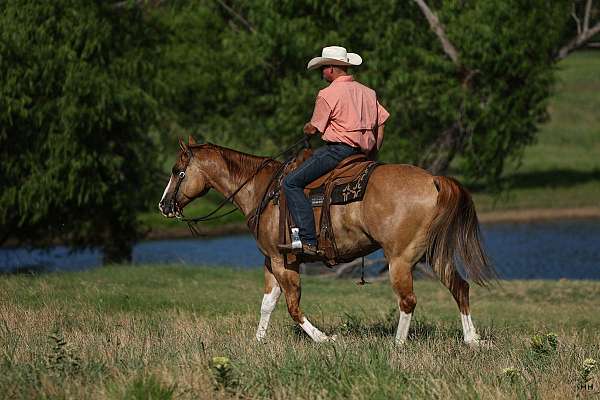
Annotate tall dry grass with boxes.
[0,265,599,399]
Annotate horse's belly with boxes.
[329,203,380,259]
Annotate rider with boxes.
[278,46,390,256]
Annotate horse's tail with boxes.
[425,176,497,286]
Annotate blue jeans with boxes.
[282,143,361,246]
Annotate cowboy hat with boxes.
[307,46,362,70]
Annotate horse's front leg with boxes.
[270,256,334,343]
[256,258,282,341]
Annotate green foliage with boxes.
[210,356,237,392]
[0,1,166,261]
[158,0,572,186]
[530,332,559,355]
[0,0,591,258]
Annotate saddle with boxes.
[301,153,379,264]
[248,148,380,266]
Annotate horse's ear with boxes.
[179,137,187,152]
[188,135,197,145]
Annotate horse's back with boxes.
[331,163,439,257]
[367,163,439,205]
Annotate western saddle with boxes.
[248,148,380,266]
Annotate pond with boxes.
[1,219,599,279]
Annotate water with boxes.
[1,220,599,279]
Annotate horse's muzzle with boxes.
[158,199,182,218]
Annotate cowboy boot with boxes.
[277,242,324,256]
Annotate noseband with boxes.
[167,148,194,217]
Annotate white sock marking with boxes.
[255,286,281,341]
[300,318,330,342]
[395,311,412,345]
[461,313,480,344]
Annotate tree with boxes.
[157,0,593,187]
[0,0,166,263]
[412,0,600,184]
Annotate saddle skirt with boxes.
[304,154,379,207]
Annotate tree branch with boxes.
[556,20,600,60]
[572,3,582,35]
[584,0,593,31]
[413,0,460,65]
[215,0,256,34]
[112,0,163,9]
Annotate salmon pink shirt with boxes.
[310,75,389,153]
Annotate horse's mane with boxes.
[191,143,281,184]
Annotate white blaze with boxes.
[160,176,175,205]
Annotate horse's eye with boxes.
[178,171,186,179]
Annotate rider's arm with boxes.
[308,96,332,134]
[368,124,385,160]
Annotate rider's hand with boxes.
[303,122,318,135]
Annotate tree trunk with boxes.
[102,232,134,265]
[419,122,464,175]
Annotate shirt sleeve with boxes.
[377,101,390,126]
[310,96,332,133]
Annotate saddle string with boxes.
[179,136,309,235]
[357,256,370,285]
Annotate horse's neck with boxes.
[203,148,278,216]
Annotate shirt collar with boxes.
[331,75,354,84]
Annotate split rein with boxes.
[173,137,309,237]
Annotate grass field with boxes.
[1,266,599,399]
[473,51,600,212]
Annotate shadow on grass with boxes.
[289,313,493,342]
[0,264,49,275]
[508,169,600,189]
[467,168,600,193]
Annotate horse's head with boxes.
[158,136,210,218]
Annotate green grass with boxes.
[1,266,599,399]
[473,51,600,212]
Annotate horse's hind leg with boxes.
[388,256,417,345]
[441,266,480,345]
[270,256,332,342]
[256,257,282,341]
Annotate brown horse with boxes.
[158,137,496,345]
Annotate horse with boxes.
[158,136,497,345]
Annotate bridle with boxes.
[169,136,309,236]
[166,147,194,218]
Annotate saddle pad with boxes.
[309,162,379,207]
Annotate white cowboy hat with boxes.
[307,46,362,70]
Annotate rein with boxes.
[174,136,309,236]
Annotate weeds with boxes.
[530,332,558,356]
[210,356,236,392]
[46,329,80,376]
[579,358,597,389]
